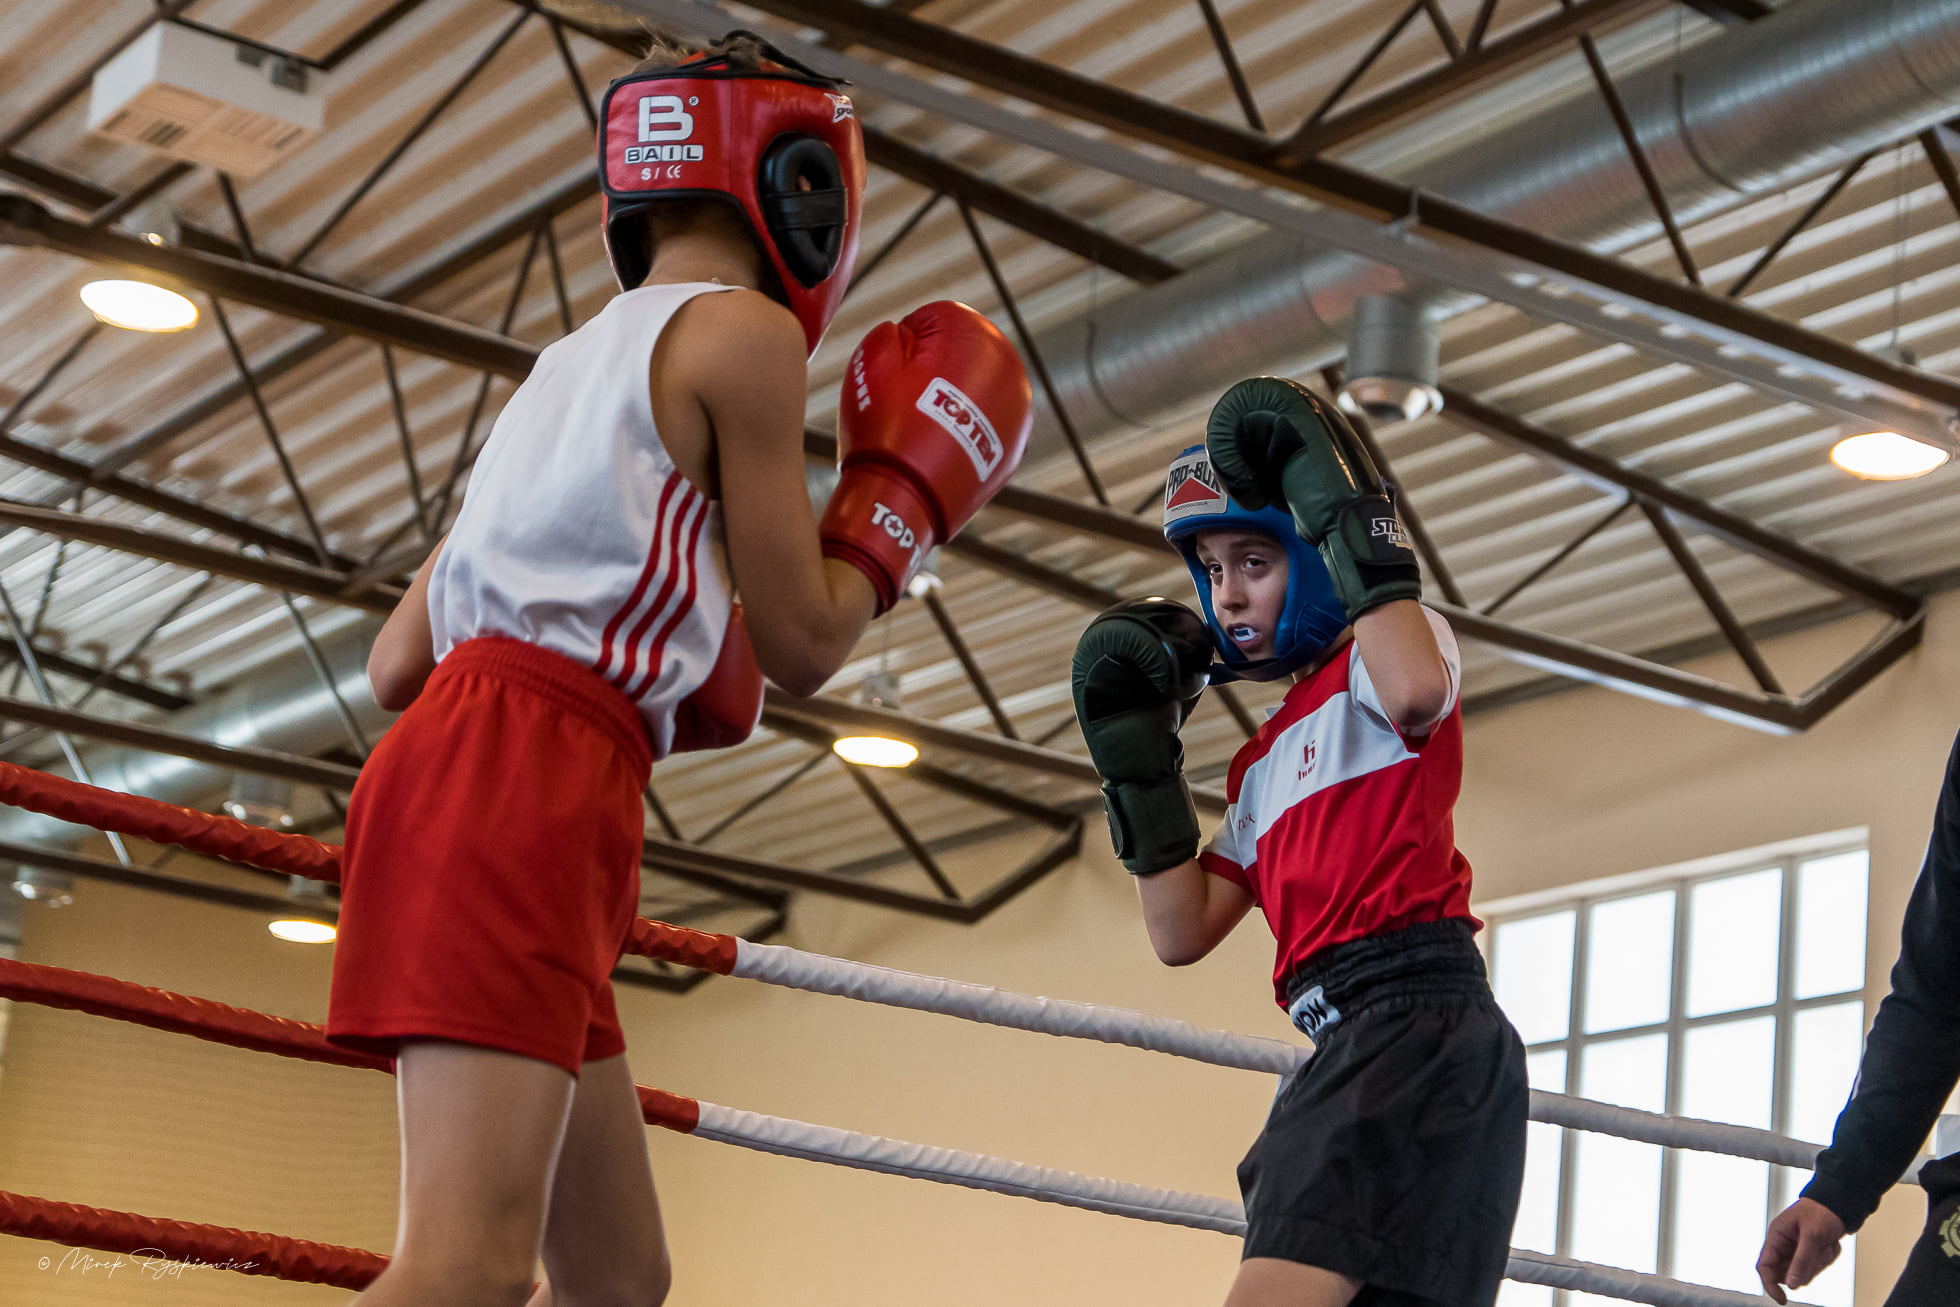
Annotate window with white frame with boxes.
[1488,841,1870,1307]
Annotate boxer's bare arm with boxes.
[664,291,876,697]
[1136,858,1256,965]
[369,538,444,711]
[1353,601,1452,732]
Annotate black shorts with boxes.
[1237,920,1528,1307]
[1883,1153,1960,1307]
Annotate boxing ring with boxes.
[0,761,1897,1305]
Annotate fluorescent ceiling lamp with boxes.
[79,279,197,332]
[833,735,919,768]
[1829,430,1949,480]
[11,867,74,907]
[269,918,337,944]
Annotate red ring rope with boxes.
[0,1191,386,1290]
[0,956,707,1285]
[0,761,341,881]
[0,765,1821,1307]
[0,759,747,973]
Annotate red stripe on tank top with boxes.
[609,491,701,697]
[592,474,683,682]
[621,496,710,703]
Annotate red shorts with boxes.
[326,638,654,1076]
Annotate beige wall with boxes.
[2,591,1956,1305]
[0,855,400,1305]
[1456,595,1960,1307]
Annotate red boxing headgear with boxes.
[598,36,866,356]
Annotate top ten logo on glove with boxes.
[914,379,1005,480]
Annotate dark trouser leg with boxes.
[1881,1155,1960,1307]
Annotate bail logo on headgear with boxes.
[637,95,694,141]
[1164,448,1226,521]
[626,94,704,164]
[916,378,1003,478]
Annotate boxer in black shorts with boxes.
[1074,380,1526,1307]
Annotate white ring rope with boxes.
[690,1099,1245,1233]
[1503,1250,1815,1307]
[685,1095,1823,1307]
[734,938,1303,1074]
[730,938,1862,1178]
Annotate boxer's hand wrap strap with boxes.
[1100,775,1200,876]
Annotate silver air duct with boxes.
[1337,295,1442,424]
[0,618,387,849]
[1029,0,1960,458]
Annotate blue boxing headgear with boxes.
[1162,444,1348,683]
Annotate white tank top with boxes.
[428,282,738,756]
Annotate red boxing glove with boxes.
[669,604,764,754]
[820,302,1033,612]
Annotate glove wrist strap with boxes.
[1322,496,1421,620]
[1101,774,1200,876]
[819,468,938,615]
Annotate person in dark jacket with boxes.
[1756,730,1960,1305]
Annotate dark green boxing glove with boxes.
[1206,376,1420,620]
[1070,598,1213,875]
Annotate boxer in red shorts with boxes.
[326,32,1031,1307]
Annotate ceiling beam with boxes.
[1438,600,1921,733]
[1432,385,1918,619]
[862,132,1180,284]
[1676,0,1773,24]
[0,195,537,379]
[806,428,1174,555]
[0,383,360,571]
[762,687,1232,812]
[1286,0,1658,157]
[894,443,1925,735]
[92,171,602,480]
[0,643,187,712]
[759,709,1081,829]
[633,0,1960,447]
[535,0,1172,287]
[643,820,1081,922]
[0,499,399,614]
[0,691,361,789]
[0,835,316,916]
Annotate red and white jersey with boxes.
[428,282,738,758]
[1200,607,1480,1006]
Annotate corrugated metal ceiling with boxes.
[0,0,1949,897]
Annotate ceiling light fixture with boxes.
[226,774,296,828]
[268,919,336,944]
[833,671,917,768]
[79,279,197,332]
[1829,430,1949,480]
[1336,294,1442,424]
[10,866,74,908]
[833,735,920,768]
